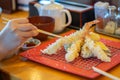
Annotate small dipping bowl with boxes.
[22,38,41,50]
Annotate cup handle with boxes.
[61,9,72,27]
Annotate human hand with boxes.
[0,18,39,59]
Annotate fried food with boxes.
[81,36,111,62]
[65,39,84,62]
[42,20,111,62]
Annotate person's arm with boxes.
[0,18,38,61]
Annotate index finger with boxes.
[17,23,38,32]
[12,18,29,24]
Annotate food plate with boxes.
[20,30,120,79]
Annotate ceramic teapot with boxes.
[34,0,72,33]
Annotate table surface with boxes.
[0,11,120,80]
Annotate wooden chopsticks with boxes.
[37,29,62,38]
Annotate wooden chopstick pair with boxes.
[2,17,62,38]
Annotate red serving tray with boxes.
[20,30,120,79]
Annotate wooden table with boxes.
[0,11,120,80]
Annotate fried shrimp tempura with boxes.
[42,20,111,62]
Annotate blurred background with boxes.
[0,0,120,29]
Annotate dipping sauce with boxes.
[25,42,36,47]
[21,38,41,50]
